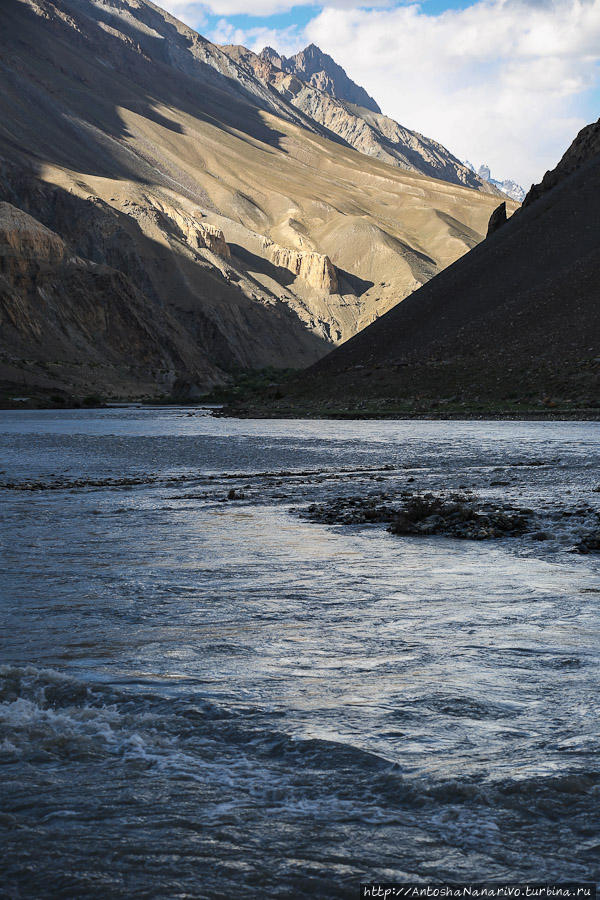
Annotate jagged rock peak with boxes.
[471,162,525,203]
[263,43,382,114]
[260,46,283,68]
[486,201,507,237]
[224,44,494,194]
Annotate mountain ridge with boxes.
[222,42,498,195]
[262,43,382,114]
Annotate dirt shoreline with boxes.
[2,398,600,421]
[216,406,600,421]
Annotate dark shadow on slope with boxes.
[0,172,331,374]
[336,270,374,297]
[231,244,376,297]
[282,132,600,407]
[229,244,296,287]
[0,0,290,192]
[433,209,481,249]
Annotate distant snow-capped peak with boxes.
[464,161,525,202]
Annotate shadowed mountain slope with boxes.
[0,0,508,402]
[272,120,600,415]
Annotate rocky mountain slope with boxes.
[0,0,508,402]
[223,43,497,195]
[0,201,218,398]
[268,119,600,415]
[262,44,381,113]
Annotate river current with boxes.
[1,409,599,897]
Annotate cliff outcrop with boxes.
[262,239,339,294]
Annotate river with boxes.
[1,409,599,897]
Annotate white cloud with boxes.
[158,1,208,28]
[159,0,600,184]
[303,0,600,185]
[208,18,305,55]
[161,0,309,16]
[161,0,392,20]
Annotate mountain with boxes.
[493,179,525,203]
[266,119,600,416]
[465,161,526,202]
[264,43,381,114]
[223,43,497,195]
[0,0,508,404]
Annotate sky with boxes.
[161,0,600,187]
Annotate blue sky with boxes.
[163,0,600,186]
[203,0,477,35]
[208,7,320,34]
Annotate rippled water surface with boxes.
[1,409,599,897]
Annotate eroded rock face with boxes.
[195,222,230,258]
[120,200,231,259]
[262,238,339,294]
[172,213,230,258]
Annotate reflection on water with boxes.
[1,409,599,896]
